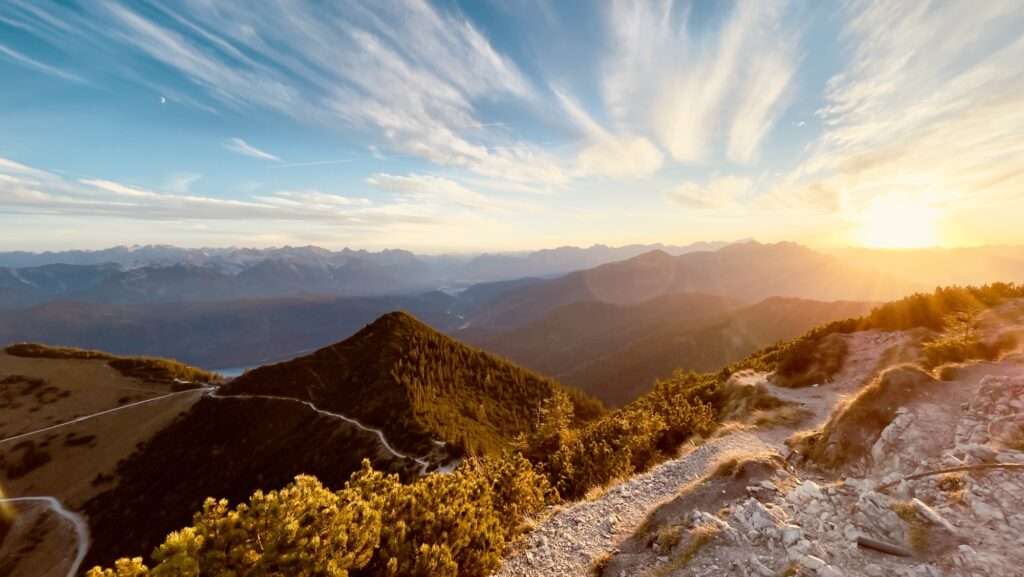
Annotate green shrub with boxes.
[540,372,715,500]
[87,473,382,577]
[87,455,552,577]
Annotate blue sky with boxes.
[1,1,1022,252]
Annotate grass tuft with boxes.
[788,364,937,469]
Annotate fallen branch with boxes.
[877,462,1024,491]
[856,536,913,557]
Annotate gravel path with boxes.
[494,431,771,577]
[495,330,906,577]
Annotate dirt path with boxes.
[0,496,89,577]
[1,382,436,576]
[207,390,432,472]
[495,330,905,577]
[494,432,772,577]
[0,386,211,447]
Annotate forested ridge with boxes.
[226,311,604,456]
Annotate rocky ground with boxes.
[496,300,1024,577]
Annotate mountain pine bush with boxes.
[87,455,553,577]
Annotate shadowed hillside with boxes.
[560,297,875,405]
[81,396,421,570]
[225,311,604,456]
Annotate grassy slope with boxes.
[3,343,218,385]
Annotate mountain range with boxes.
[4,242,1023,314]
[4,241,1022,383]
[459,242,921,331]
[0,242,727,309]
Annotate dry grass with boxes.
[892,501,931,553]
[710,421,753,439]
[643,522,720,577]
[714,375,810,431]
[583,483,611,502]
[590,551,613,576]
[0,352,206,507]
[935,363,970,381]
[710,450,783,480]
[750,405,813,429]
[716,378,788,422]
[773,332,849,388]
[654,525,684,551]
[788,364,937,469]
[937,473,966,505]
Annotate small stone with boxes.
[963,443,999,463]
[782,524,803,547]
[797,554,826,571]
[818,565,843,577]
[970,498,1005,523]
[789,480,825,504]
[749,556,774,577]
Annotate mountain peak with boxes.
[625,249,674,263]
[227,311,603,456]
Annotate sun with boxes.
[854,195,941,249]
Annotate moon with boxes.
[160,96,167,104]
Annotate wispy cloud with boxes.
[164,173,201,194]
[224,138,281,162]
[272,159,354,168]
[553,87,663,179]
[0,156,428,226]
[0,42,86,83]
[367,173,528,212]
[603,1,798,165]
[8,0,563,186]
[775,0,1024,226]
[665,176,753,209]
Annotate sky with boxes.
[0,0,1022,253]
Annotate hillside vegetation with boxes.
[225,311,603,456]
[88,284,1024,577]
[3,343,218,385]
[751,283,1024,387]
[553,297,873,405]
[81,395,425,570]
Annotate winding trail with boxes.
[0,381,437,575]
[206,390,432,473]
[1,382,433,471]
[0,387,209,446]
[494,330,905,577]
[0,496,90,577]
